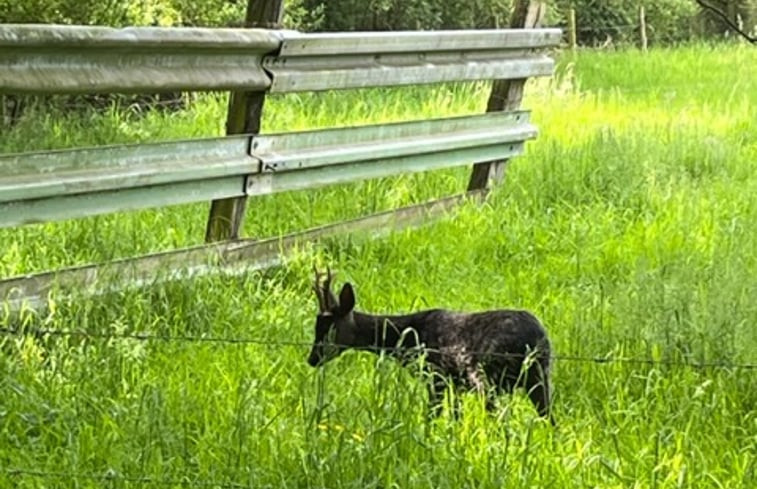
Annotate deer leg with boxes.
[525,365,555,426]
[466,367,486,392]
[466,366,497,411]
[426,374,448,418]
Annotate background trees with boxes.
[0,1,755,46]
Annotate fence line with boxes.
[1,326,753,370]
[3,467,249,488]
[573,24,640,32]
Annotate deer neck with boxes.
[353,311,424,354]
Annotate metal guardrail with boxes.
[0,111,534,227]
[0,22,559,308]
[266,29,561,92]
[0,24,282,93]
[0,191,486,311]
[0,25,560,94]
[0,191,486,309]
[248,111,534,194]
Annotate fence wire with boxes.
[1,326,753,370]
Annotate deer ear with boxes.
[338,283,355,314]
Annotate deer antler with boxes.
[324,266,338,310]
[312,265,327,312]
[312,265,338,312]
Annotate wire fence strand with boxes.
[1,326,754,370]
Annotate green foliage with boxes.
[0,0,180,26]
[300,0,515,30]
[1,0,755,45]
[552,0,699,45]
[167,0,245,27]
[0,0,282,28]
[283,0,325,30]
[644,0,700,43]
[1,44,756,487]
[0,0,514,30]
[697,0,757,38]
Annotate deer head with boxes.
[308,266,358,367]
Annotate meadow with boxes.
[1,44,756,488]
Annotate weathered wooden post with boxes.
[467,0,546,191]
[639,5,648,51]
[568,7,577,50]
[205,0,285,242]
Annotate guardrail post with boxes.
[467,0,546,191]
[205,0,284,243]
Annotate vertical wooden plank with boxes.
[205,0,285,243]
[639,5,648,52]
[568,8,577,50]
[467,0,546,191]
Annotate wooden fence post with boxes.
[205,0,285,243]
[639,5,648,51]
[467,0,547,191]
[568,8,577,50]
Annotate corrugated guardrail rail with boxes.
[0,25,560,93]
[0,111,535,227]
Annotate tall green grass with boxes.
[1,44,756,488]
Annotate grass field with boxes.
[1,44,756,488]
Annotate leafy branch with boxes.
[694,0,756,44]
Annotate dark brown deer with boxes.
[307,268,555,425]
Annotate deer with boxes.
[307,267,555,425]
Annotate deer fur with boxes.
[307,267,554,425]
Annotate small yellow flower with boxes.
[316,423,364,443]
